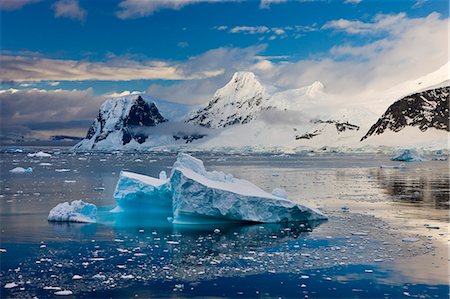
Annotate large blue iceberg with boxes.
[112,153,327,224]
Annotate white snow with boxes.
[48,200,97,223]
[27,151,51,157]
[9,167,32,173]
[112,153,327,224]
[391,149,425,162]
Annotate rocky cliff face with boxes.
[75,96,167,149]
[361,86,449,141]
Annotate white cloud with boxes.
[0,88,103,127]
[215,25,228,30]
[177,41,189,48]
[343,0,362,4]
[53,0,87,22]
[224,25,315,39]
[0,55,224,82]
[412,0,428,8]
[116,0,240,19]
[260,0,287,9]
[322,13,408,35]
[0,0,39,11]
[230,26,270,34]
[268,12,448,111]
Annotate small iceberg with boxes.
[27,151,52,158]
[48,200,97,223]
[391,149,425,162]
[9,167,33,173]
[112,153,327,224]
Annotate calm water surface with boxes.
[0,150,448,298]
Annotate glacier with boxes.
[111,153,327,224]
[48,200,97,223]
[391,149,425,162]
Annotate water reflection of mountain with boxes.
[372,167,449,209]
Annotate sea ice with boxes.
[391,149,425,162]
[112,153,327,224]
[9,167,33,173]
[27,151,52,158]
[48,200,97,223]
[112,171,171,212]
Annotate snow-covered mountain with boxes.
[74,62,449,152]
[74,96,168,150]
[187,72,270,128]
[361,85,449,141]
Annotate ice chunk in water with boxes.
[391,149,425,162]
[48,200,97,223]
[113,171,171,212]
[9,167,33,173]
[27,151,52,157]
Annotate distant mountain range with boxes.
[74,62,450,152]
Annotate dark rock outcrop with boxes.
[361,86,449,141]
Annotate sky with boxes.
[0,0,449,142]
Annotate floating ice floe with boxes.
[391,149,425,162]
[9,167,33,173]
[27,151,52,158]
[112,153,327,224]
[48,200,97,223]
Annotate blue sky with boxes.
[0,0,448,140]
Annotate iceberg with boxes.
[170,153,327,224]
[112,153,327,224]
[113,171,171,212]
[391,149,425,162]
[48,200,97,223]
[9,167,33,173]
[27,151,52,158]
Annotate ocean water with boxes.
[0,149,448,298]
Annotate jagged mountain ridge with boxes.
[75,96,167,149]
[361,85,449,141]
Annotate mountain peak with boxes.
[187,71,269,128]
[231,71,257,82]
